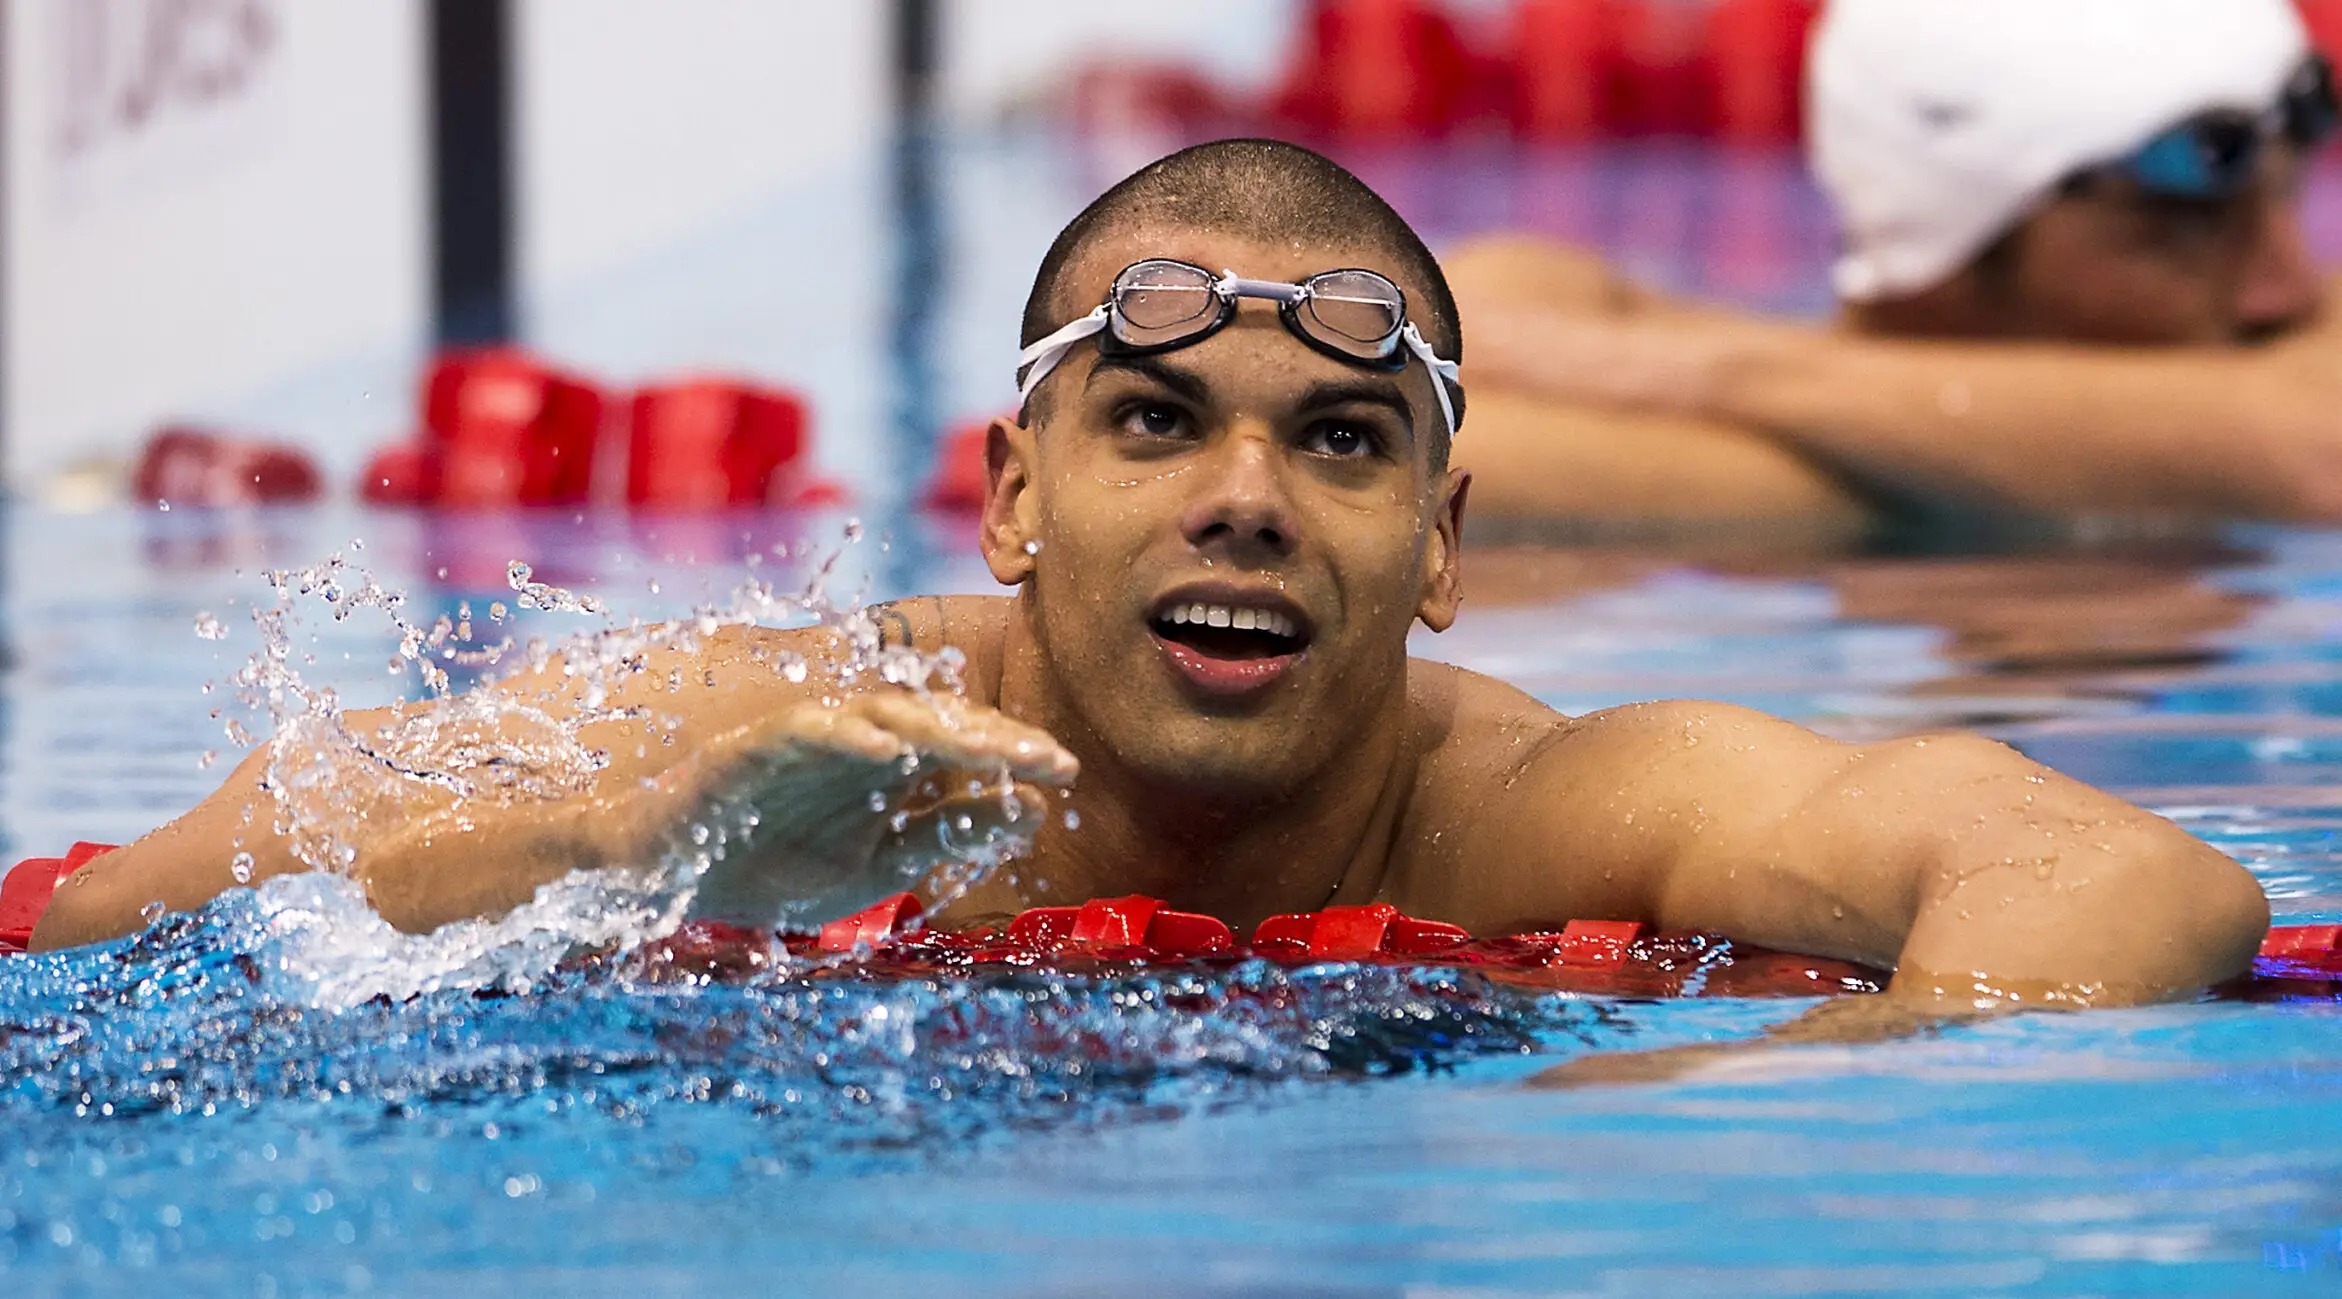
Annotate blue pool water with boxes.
[18,135,2342,1294]
[3,506,2342,1296]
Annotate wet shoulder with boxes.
[1383,659,1574,924]
[700,596,1011,703]
[871,595,1015,705]
[1403,658,1571,804]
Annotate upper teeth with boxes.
[1165,603,1297,638]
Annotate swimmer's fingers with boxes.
[848,693,1079,787]
[775,702,924,769]
[1526,997,1984,1090]
[1525,1042,1737,1090]
[873,778,1055,877]
[762,694,1078,796]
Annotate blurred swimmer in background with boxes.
[1455,0,2342,531]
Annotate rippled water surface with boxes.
[1,504,2339,1296]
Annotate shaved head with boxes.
[1019,139,1464,460]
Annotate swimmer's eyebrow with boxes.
[1085,355,1417,437]
[1293,378,1417,441]
[1084,353,1213,406]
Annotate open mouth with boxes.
[1151,600,1308,661]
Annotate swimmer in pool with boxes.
[29,141,2269,1051]
[1456,0,2342,530]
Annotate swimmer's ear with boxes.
[1416,469,1469,633]
[980,415,1043,586]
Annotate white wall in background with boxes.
[1,0,428,488]
[514,1,888,306]
[939,0,1302,121]
[512,1,894,494]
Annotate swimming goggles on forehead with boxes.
[2099,55,2339,201]
[1016,259,1463,439]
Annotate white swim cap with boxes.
[1810,0,2312,302]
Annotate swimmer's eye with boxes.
[1299,419,1386,460]
[2131,193,2244,251]
[1113,400,1196,441]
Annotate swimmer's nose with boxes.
[1180,430,1296,559]
[2235,198,2325,338]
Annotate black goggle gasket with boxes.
[1098,261,1412,374]
[2284,53,2340,146]
[2087,54,2342,203]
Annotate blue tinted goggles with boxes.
[2106,55,2338,201]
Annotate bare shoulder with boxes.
[1389,672,1835,928]
[1405,670,1807,792]
[485,595,1016,711]
[870,595,1012,704]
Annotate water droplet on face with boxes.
[230,852,254,884]
[1062,809,1081,831]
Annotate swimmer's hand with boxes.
[672,691,1078,927]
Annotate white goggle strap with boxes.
[1400,322,1461,440]
[1016,302,1461,440]
[1016,306,1111,410]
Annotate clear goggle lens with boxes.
[1300,269,1406,358]
[1019,258,1457,438]
[1107,260,1408,358]
[1111,261,1222,345]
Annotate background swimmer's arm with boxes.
[1442,236,1872,528]
[1455,390,1875,534]
[1468,301,2342,522]
[31,613,1066,951]
[1508,700,2269,1008]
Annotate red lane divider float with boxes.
[363,349,605,508]
[627,891,2342,1003]
[629,378,843,510]
[134,428,323,509]
[0,842,118,951]
[923,418,998,512]
[361,350,844,511]
[6,844,2334,1006]
[1080,0,2342,146]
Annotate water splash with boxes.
[0,889,1612,1129]
[189,524,1013,1007]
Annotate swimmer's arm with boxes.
[1470,303,2342,521]
[32,612,1060,951]
[1444,236,1874,530]
[29,626,837,950]
[1513,701,2269,1008]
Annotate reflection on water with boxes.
[5,504,2342,1293]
